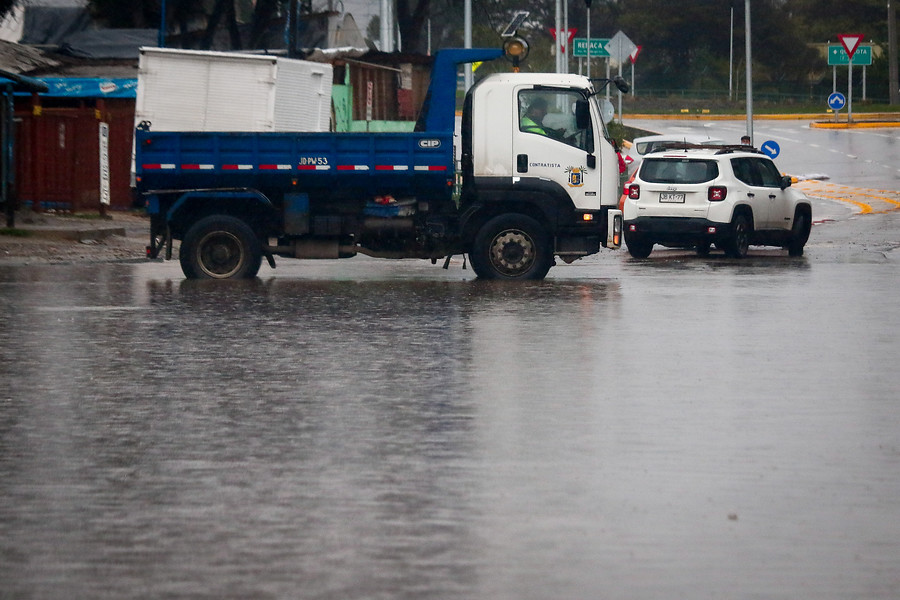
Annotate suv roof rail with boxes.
[644,142,764,156]
[713,145,764,155]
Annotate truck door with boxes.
[514,89,601,209]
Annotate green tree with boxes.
[0,0,16,19]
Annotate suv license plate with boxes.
[659,192,685,203]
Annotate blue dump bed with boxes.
[135,129,457,198]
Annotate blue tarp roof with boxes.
[0,77,136,98]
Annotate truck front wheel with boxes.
[180,215,262,279]
[469,214,553,280]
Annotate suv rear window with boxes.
[640,158,719,184]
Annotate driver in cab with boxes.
[520,97,565,140]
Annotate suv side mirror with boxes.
[780,175,792,190]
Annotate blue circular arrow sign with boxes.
[760,140,781,159]
[828,92,846,111]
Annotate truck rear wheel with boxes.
[469,214,553,280]
[180,215,262,279]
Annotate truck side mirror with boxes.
[612,76,629,94]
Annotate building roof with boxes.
[0,39,59,73]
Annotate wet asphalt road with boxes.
[1,205,899,599]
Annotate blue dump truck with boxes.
[135,48,626,280]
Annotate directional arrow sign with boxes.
[828,91,846,111]
[838,34,864,59]
[760,140,780,160]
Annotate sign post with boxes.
[629,45,641,96]
[607,31,637,122]
[838,34,864,123]
[98,122,110,217]
[828,91,846,122]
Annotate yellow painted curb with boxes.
[810,121,900,129]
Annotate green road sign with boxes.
[827,45,872,66]
[572,38,610,58]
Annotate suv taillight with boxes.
[627,184,640,199]
[708,186,727,201]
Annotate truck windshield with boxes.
[518,89,594,152]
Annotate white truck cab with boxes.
[468,73,621,213]
[457,72,624,276]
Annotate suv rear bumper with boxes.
[625,216,729,245]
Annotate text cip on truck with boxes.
[135,48,626,280]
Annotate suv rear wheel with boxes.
[625,231,653,258]
[725,212,751,258]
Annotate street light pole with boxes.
[158,0,167,48]
[585,0,592,78]
[889,0,899,105]
[555,0,562,73]
[563,0,569,74]
[744,0,753,143]
[729,3,734,101]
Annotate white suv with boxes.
[622,145,812,258]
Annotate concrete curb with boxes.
[2,211,143,243]
[17,226,128,242]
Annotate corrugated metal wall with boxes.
[15,99,135,211]
[347,60,431,123]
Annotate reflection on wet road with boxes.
[1,244,899,599]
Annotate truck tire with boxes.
[469,214,553,280]
[179,215,262,279]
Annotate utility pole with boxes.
[380,0,393,52]
[464,0,472,90]
[890,0,899,105]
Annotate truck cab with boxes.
[460,73,622,274]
